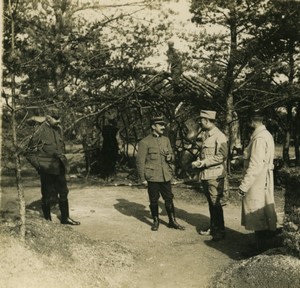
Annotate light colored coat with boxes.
[239,125,277,231]
[198,127,228,180]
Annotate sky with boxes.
[75,0,226,71]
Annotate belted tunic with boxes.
[239,125,277,231]
[136,134,174,183]
[198,127,228,180]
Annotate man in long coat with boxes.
[238,110,277,252]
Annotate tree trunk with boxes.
[282,104,292,167]
[9,0,26,240]
[223,5,239,173]
[0,2,3,212]
[283,40,297,167]
[294,102,300,166]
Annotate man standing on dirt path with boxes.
[25,107,80,226]
[136,115,185,232]
[238,110,277,255]
[192,110,228,241]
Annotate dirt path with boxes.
[2,177,256,288]
[67,184,252,288]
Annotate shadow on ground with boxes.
[114,199,170,228]
[114,198,251,260]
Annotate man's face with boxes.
[248,119,255,128]
[152,123,165,135]
[199,118,209,130]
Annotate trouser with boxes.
[39,170,69,220]
[202,178,225,236]
[147,181,174,206]
[147,181,184,229]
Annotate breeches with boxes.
[202,178,225,205]
[40,171,69,204]
[147,181,174,205]
[202,178,225,232]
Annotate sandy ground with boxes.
[72,188,251,287]
[1,172,272,288]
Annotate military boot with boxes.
[149,204,159,231]
[59,200,80,225]
[41,202,52,221]
[165,202,185,230]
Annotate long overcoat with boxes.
[239,125,277,231]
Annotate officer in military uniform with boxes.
[26,107,80,225]
[136,115,185,231]
[192,110,228,241]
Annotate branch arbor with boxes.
[77,67,221,178]
[2,0,172,236]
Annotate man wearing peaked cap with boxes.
[192,109,228,241]
[136,114,185,231]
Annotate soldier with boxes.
[238,110,277,254]
[192,110,228,241]
[136,115,185,231]
[26,107,80,225]
[101,118,120,181]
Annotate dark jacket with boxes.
[136,134,174,183]
[26,121,68,175]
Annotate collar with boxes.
[251,125,266,139]
[207,126,218,136]
[152,131,162,138]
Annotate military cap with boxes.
[199,110,216,120]
[151,115,166,125]
[250,109,264,120]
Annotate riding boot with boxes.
[149,204,159,231]
[59,200,80,225]
[165,202,185,230]
[41,202,52,221]
[211,205,226,241]
[254,230,269,252]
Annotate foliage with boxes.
[2,0,300,177]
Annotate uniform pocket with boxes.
[148,147,159,160]
[145,167,155,179]
[201,143,216,158]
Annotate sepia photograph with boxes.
[1,0,300,287]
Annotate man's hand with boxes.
[191,159,200,168]
[238,189,246,198]
[142,180,148,187]
[192,160,205,168]
[166,154,172,162]
[197,161,206,168]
